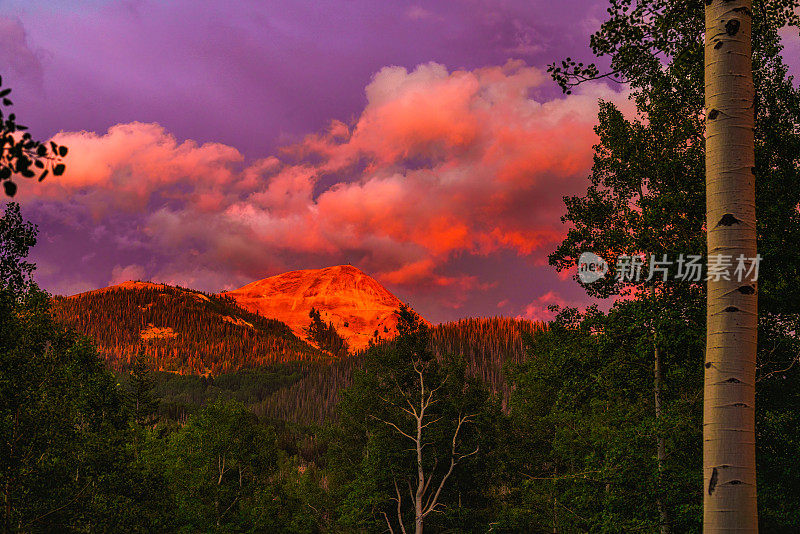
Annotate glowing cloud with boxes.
[24,61,630,302]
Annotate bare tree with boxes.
[374,358,479,534]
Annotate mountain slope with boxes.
[52,281,327,375]
[221,265,415,351]
[252,316,546,424]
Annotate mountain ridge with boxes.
[55,265,422,371]
[221,265,418,350]
[52,283,328,375]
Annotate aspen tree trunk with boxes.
[654,342,669,534]
[704,1,758,532]
[648,286,669,534]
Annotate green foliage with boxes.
[164,400,278,531]
[0,77,67,196]
[126,352,160,425]
[505,304,703,532]
[548,0,799,95]
[0,202,37,295]
[0,286,173,532]
[329,306,502,532]
[543,1,800,530]
[122,362,314,422]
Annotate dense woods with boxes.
[3,0,800,531]
[112,316,546,426]
[51,286,328,374]
[2,193,800,531]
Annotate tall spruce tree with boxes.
[126,352,159,426]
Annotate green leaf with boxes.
[53,163,65,176]
[59,145,68,157]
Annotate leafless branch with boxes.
[393,478,407,534]
[371,415,417,443]
[382,511,395,534]
[757,350,800,382]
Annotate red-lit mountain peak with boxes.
[221,265,417,351]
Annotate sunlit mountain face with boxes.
[222,265,421,351]
[52,265,425,371]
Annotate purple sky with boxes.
[2,1,798,323]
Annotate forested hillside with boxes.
[51,282,328,374]
[430,317,546,401]
[247,317,545,424]
[112,315,545,425]
[52,280,544,422]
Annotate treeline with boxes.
[51,286,328,374]
[120,363,312,422]
[249,317,545,425]
[430,316,546,405]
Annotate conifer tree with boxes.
[126,352,159,425]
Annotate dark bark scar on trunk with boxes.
[717,213,741,226]
[709,467,719,495]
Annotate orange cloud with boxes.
[519,290,570,322]
[23,61,631,293]
[23,122,244,215]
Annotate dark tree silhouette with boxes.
[126,352,160,425]
[304,307,349,357]
[0,76,67,196]
[0,202,37,294]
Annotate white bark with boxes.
[654,341,669,534]
[704,1,758,531]
[376,361,478,534]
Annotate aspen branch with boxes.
[23,480,92,527]
[382,512,395,534]
[378,393,418,418]
[421,412,479,518]
[393,478,407,534]
[757,350,800,382]
[371,415,417,443]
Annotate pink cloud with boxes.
[23,122,244,215]
[109,263,146,285]
[24,61,631,298]
[518,290,571,322]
